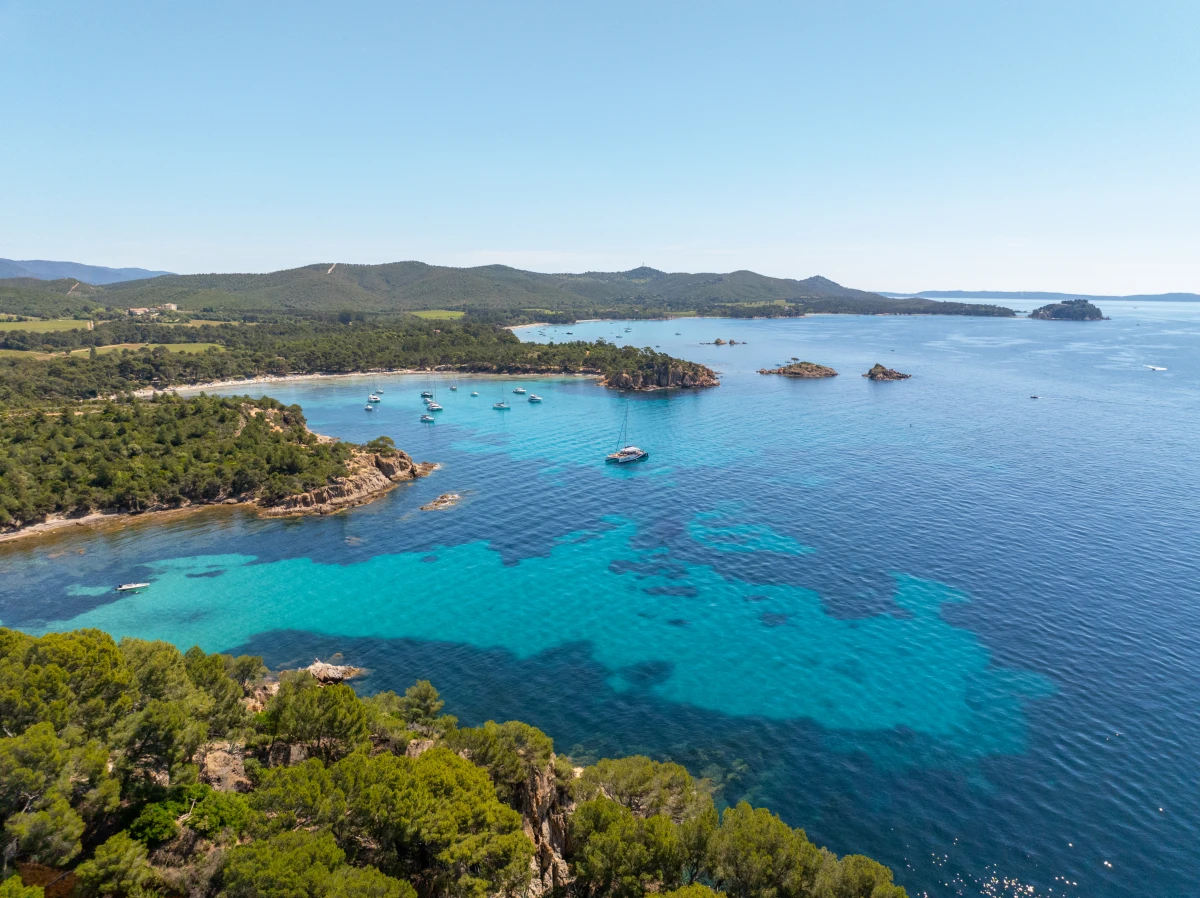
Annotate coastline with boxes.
[0,439,437,545]
[150,369,602,397]
[0,503,249,545]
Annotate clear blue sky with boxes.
[2,1,1197,293]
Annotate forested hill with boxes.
[0,262,1015,320]
[0,628,909,898]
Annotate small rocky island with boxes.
[758,361,838,378]
[863,363,911,381]
[1029,298,1106,320]
[420,492,462,511]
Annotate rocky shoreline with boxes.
[260,449,435,516]
[600,363,719,390]
[0,447,435,543]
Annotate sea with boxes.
[2,301,1198,898]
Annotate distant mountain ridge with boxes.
[0,261,1016,320]
[0,258,172,285]
[881,289,1199,302]
[87,261,1013,317]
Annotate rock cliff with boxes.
[759,361,838,378]
[601,363,719,391]
[196,741,252,793]
[261,450,434,516]
[519,758,574,896]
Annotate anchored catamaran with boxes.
[606,407,648,464]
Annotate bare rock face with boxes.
[406,739,436,758]
[863,363,911,381]
[197,742,251,792]
[601,363,720,391]
[243,681,279,713]
[262,451,433,516]
[759,361,838,378]
[267,742,309,768]
[520,757,574,896]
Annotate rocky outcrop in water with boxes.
[421,493,462,511]
[759,361,838,378]
[1029,298,1106,320]
[863,363,911,381]
[261,450,434,516]
[304,659,364,683]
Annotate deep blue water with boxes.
[3,304,1199,897]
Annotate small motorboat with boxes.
[420,414,435,422]
[471,391,479,396]
[1146,365,1167,371]
[528,394,543,402]
[116,582,150,593]
[493,401,510,410]
[427,402,443,411]
[368,394,381,402]
[565,331,573,334]
[365,404,375,411]
[513,387,527,394]
[450,385,458,391]
[1030,395,1039,399]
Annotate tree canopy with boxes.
[0,627,906,898]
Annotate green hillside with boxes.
[1,262,1015,320]
[0,278,107,318]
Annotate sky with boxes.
[1,0,1197,293]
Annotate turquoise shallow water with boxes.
[3,304,1199,897]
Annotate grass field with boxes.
[0,318,91,332]
[412,309,465,320]
[62,343,225,356]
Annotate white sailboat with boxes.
[605,407,648,464]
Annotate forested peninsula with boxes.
[0,627,908,898]
[0,395,430,537]
[0,319,717,407]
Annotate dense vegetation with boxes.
[0,395,368,530]
[1028,299,1106,321]
[0,263,1015,323]
[0,627,907,898]
[0,319,715,407]
[0,281,111,321]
